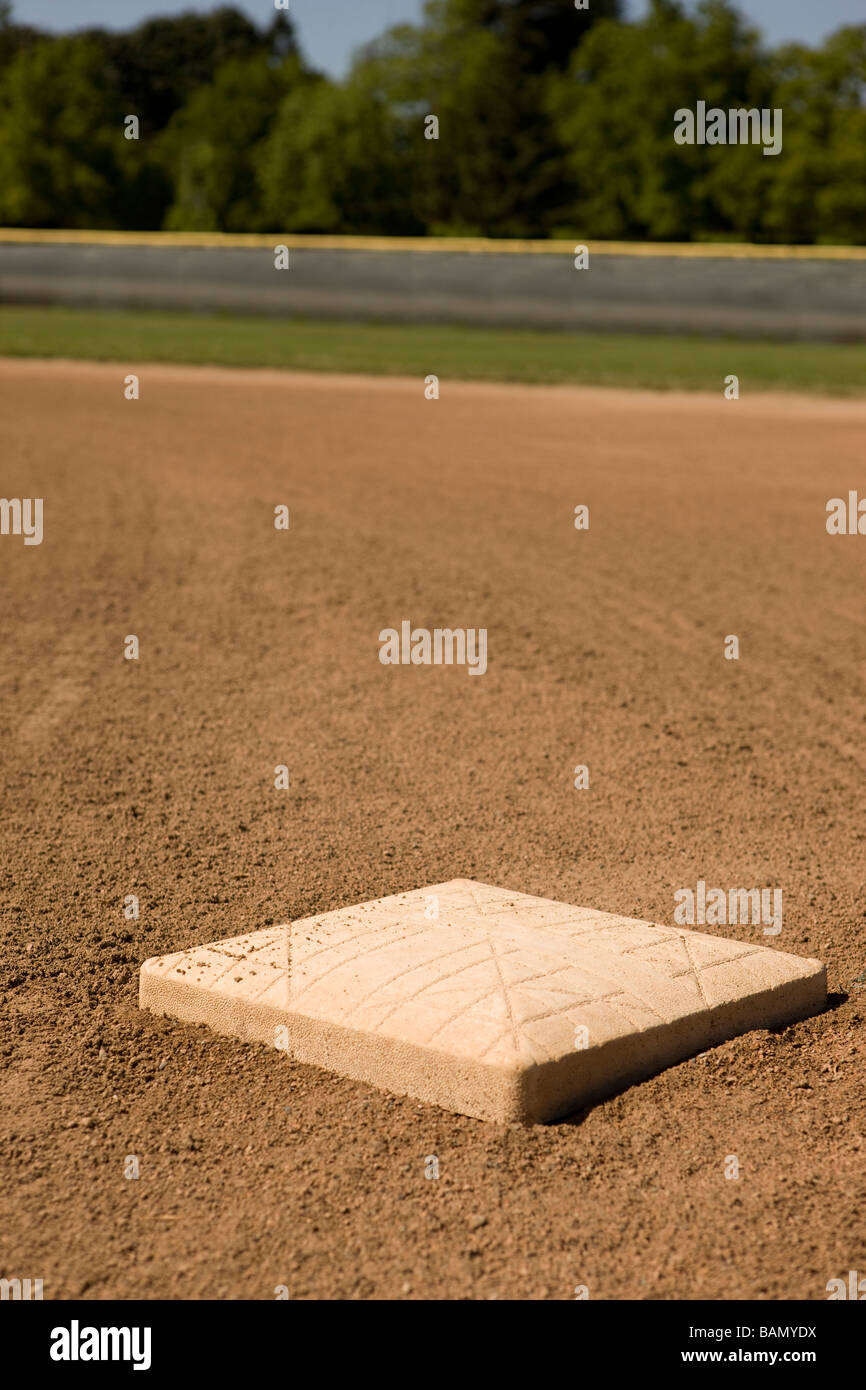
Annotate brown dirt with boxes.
[1,358,864,1301]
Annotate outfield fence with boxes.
[1,231,864,340]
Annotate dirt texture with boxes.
[0,359,863,1301]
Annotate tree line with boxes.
[0,0,863,243]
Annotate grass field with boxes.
[1,305,864,395]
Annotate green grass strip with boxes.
[1,305,863,395]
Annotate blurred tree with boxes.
[762,26,866,244]
[456,0,622,74]
[547,0,774,240]
[355,18,547,235]
[682,0,778,242]
[257,72,423,234]
[0,36,167,228]
[348,0,618,236]
[0,0,43,72]
[0,0,861,243]
[86,6,296,134]
[159,54,308,231]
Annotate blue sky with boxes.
[8,2,865,77]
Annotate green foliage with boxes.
[547,0,774,240]
[353,18,538,236]
[0,0,863,243]
[159,55,308,231]
[91,7,293,134]
[0,37,134,227]
[257,73,422,234]
[0,2,41,73]
[447,0,623,75]
[762,27,866,244]
[351,0,613,236]
[0,6,300,230]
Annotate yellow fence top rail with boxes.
[1,228,865,259]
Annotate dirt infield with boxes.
[1,358,864,1301]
